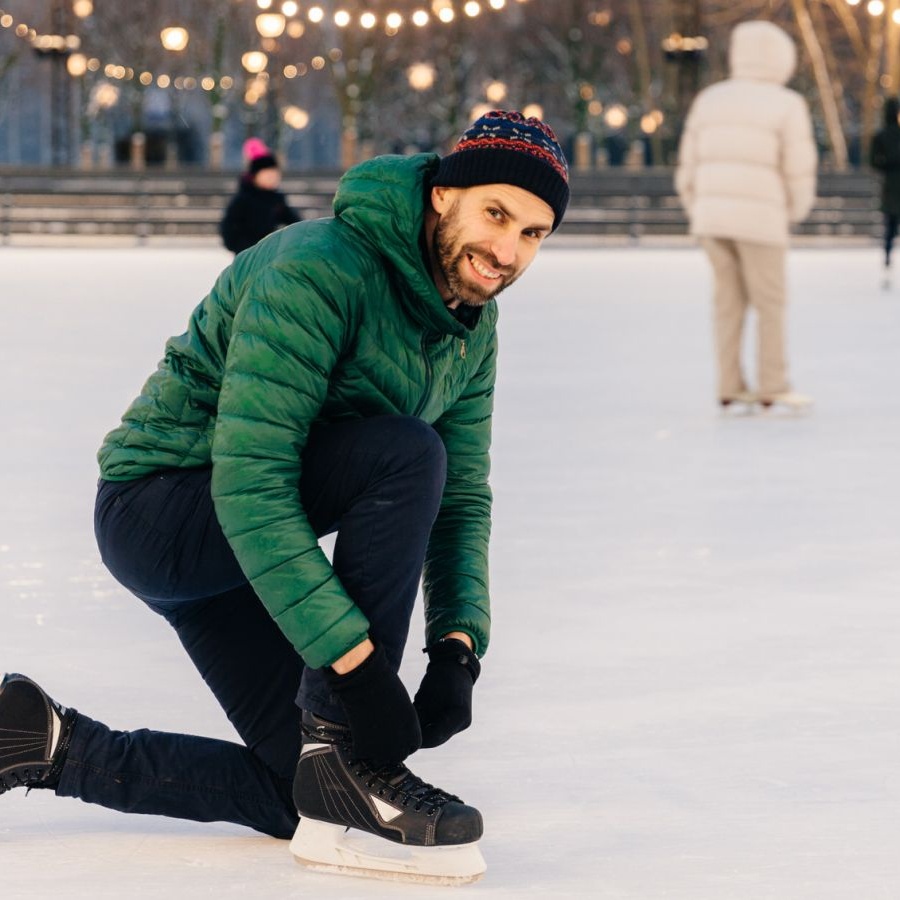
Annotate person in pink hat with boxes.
[220,138,300,254]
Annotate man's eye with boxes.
[487,208,503,220]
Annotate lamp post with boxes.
[88,80,119,169]
[254,12,286,149]
[30,0,77,165]
[160,25,190,169]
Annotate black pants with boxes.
[885,213,899,265]
[57,416,447,838]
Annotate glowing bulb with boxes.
[408,62,435,91]
[284,105,310,129]
[160,26,189,52]
[604,104,628,129]
[241,51,269,73]
[256,13,286,37]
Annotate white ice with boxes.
[1,243,899,899]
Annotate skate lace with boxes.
[354,761,461,815]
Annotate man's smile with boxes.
[467,253,503,282]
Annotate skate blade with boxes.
[759,401,813,417]
[719,401,757,417]
[290,819,486,886]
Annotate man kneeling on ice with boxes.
[0,110,569,885]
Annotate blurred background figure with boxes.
[241,137,271,167]
[675,20,817,413]
[219,138,300,255]
[869,96,900,289]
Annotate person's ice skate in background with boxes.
[675,20,818,413]
[869,96,900,290]
[0,110,570,886]
[219,137,300,255]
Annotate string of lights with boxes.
[0,1,524,95]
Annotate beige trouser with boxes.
[699,237,790,400]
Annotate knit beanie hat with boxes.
[249,154,279,174]
[433,110,569,230]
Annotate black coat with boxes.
[219,178,300,253]
[870,124,900,215]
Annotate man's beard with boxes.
[433,212,520,307]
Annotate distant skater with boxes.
[220,138,300,254]
[675,21,818,412]
[869,96,900,289]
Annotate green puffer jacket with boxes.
[98,153,496,668]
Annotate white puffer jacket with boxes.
[675,21,818,246]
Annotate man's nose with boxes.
[490,231,517,267]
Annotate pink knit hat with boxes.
[242,137,271,163]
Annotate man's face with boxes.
[429,184,554,308]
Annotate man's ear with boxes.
[431,185,452,213]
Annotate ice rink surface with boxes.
[1,242,898,899]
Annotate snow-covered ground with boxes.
[2,244,898,899]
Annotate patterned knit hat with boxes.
[433,110,569,230]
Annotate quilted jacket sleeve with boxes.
[423,329,497,657]
[210,261,370,669]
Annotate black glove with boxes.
[325,643,422,764]
[413,638,481,749]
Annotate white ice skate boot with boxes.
[291,711,485,886]
[719,390,758,414]
[759,391,813,413]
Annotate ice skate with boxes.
[759,390,813,414]
[719,390,758,414]
[0,673,76,794]
[291,710,485,886]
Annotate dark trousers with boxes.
[885,213,899,265]
[57,416,447,838]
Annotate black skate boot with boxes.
[0,673,77,794]
[290,710,485,884]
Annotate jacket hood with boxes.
[729,20,796,85]
[332,153,473,336]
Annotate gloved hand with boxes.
[413,638,481,748]
[325,643,421,764]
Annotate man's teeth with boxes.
[470,255,500,279]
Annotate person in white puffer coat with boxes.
[675,20,818,410]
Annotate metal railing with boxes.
[0,167,883,245]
